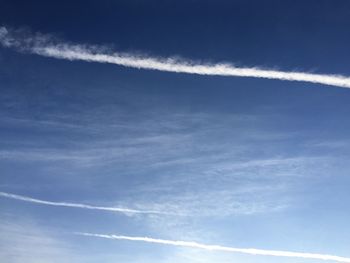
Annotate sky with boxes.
[0,1,350,262]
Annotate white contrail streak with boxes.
[0,191,168,215]
[77,232,350,263]
[1,26,350,89]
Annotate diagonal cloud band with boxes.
[1,26,350,89]
[77,232,350,263]
[0,191,169,215]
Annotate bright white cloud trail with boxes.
[78,232,350,263]
[1,26,350,88]
[0,192,168,215]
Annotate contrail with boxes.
[77,232,350,263]
[0,191,168,215]
[1,26,350,89]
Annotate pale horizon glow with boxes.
[77,232,350,263]
[1,26,350,89]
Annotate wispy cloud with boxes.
[0,216,75,263]
[0,105,338,223]
[0,109,334,220]
[1,26,350,88]
[77,232,350,263]
[0,192,171,215]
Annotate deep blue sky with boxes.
[1,0,350,71]
[1,1,350,263]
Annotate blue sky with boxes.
[1,1,350,263]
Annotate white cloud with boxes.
[1,26,350,89]
[77,232,350,263]
[0,191,171,216]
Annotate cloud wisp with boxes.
[1,26,350,89]
[0,192,169,215]
[77,232,350,263]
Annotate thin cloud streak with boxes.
[77,232,350,263]
[0,192,169,215]
[1,26,350,88]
